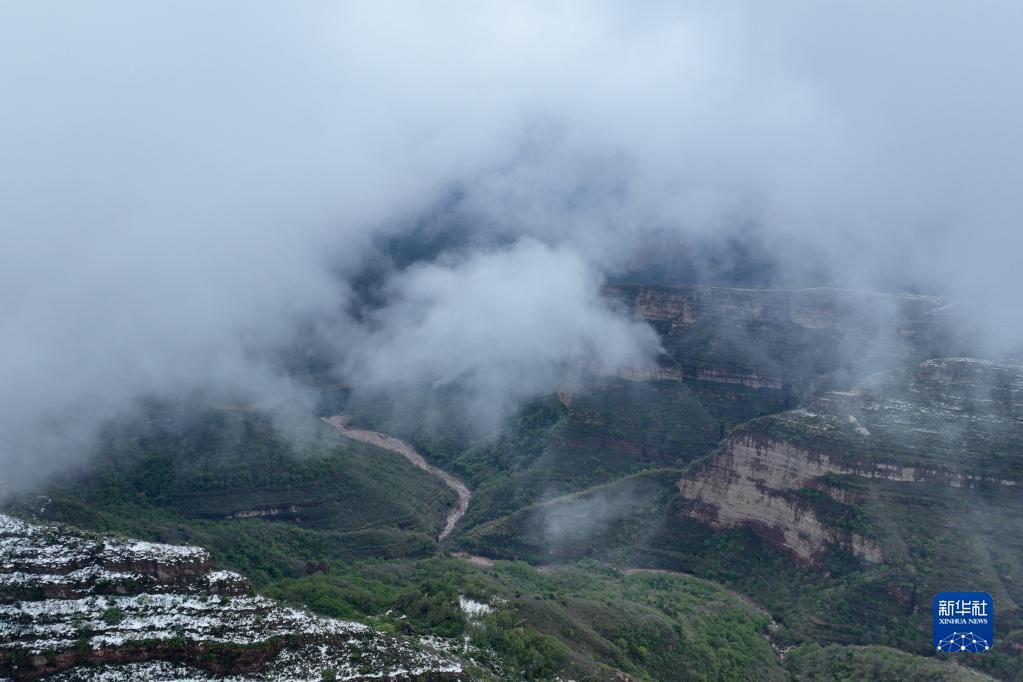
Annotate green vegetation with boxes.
[12,404,451,583]
[264,556,783,681]
[101,606,125,626]
[465,464,1023,679]
[786,644,992,681]
[347,373,782,536]
[465,469,683,562]
[8,309,1021,680]
[263,558,474,636]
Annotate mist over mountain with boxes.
[2,1,1022,498]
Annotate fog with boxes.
[2,2,1021,495]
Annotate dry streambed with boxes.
[322,416,472,541]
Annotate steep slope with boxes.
[337,285,966,540]
[13,285,1015,679]
[463,358,1023,679]
[606,284,965,399]
[263,554,790,682]
[86,406,455,535]
[0,513,468,681]
[18,406,457,584]
[343,373,781,538]
[321,416,471,542]
[1,511,793,681]
[464,469,684,563]
[680,358,1022,572]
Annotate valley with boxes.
[3,284,1019,680]
[321,416,472,542]
[5,6,1021,679]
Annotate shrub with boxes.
[102,607,125,626]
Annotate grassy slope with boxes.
[12,405,454,584]
[7,404,783,679]
[466,470,1023,679]
[264,556,786,681]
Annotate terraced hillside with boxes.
[0,513,469,680]
[0,509,799,681]
[606,285,972,397]
[681,358,1023,569]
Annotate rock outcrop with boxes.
[678,358,1023,568]
[681,430,884,566]
[0,514,467,681]
[606,284,964,399]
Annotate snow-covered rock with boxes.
[0,513,467,681]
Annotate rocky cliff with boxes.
[0,513,468,681]
[606,285,965,398]
[679,358,1023,570]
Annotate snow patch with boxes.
[458,595,493,620]
[847,415,871,437]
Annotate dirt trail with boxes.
[322,415,471,541]
[451,552,494,567]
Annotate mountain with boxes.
[3,284,1018,680]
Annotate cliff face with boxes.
[678,358,1023,569]
[541,286,927,498]
[0,516,230,603]
[605,285,962,398]
[0,514,466,681]
[681,431,882,566]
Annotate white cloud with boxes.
[1,1,1021,494]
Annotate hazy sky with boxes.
[2,2,1022,495]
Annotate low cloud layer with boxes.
[346,240,660,429]
[2,2,1022,495]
